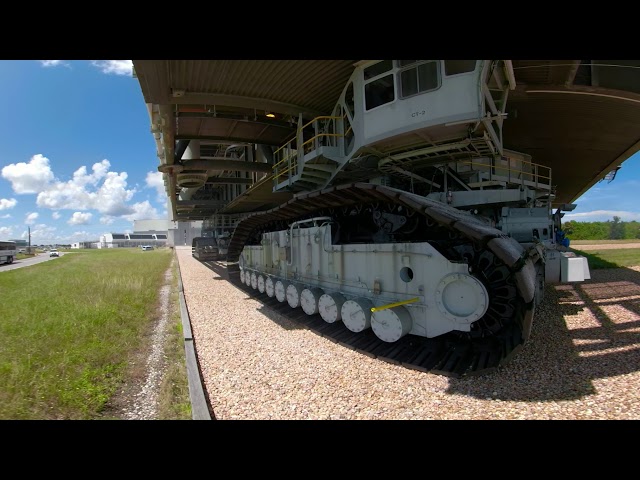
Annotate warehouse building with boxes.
[97,219,202,248]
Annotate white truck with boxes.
[0,240,17,264]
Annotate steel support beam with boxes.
[175,135,286,147]
[170,92,323,119]
[207,177,253,184]
[176,200,229,207]
[180,159,272,173]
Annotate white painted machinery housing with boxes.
[241,221,491,340]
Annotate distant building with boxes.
[99,232,169,249]
[71,241,99,249]
[132,219,202,247]
[168,221,202,247]
[9,239,28,247]
[134,219,172,233]
[98,219,202,248]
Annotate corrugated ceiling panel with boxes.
[167,60,355,114]
[512,60,554,84]
[512,60,581,85]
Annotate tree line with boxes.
[562,216,639,240]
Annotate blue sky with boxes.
[563,166,640,223]
[0,60,639,245]
[0,60,166,244]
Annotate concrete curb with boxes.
[174,251,212,420]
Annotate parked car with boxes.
[49,249,60,257]
[141,245,154,251]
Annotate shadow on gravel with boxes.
[255,302,310,331]
[195,257,640,403]
[202,260,231,280]
[446,266,640,402]
[200,259,308,332]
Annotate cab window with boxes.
[398,60,440,98]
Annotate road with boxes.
[0,252,65,272]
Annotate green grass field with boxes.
[571,248,640,269]
[570,239,640,245]
[0,248,190,420]
[0,242,637,420]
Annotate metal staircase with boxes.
[272,114,346,193]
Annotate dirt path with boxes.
[101,260,174,419]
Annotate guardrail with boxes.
[272,116,344,185]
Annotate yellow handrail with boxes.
[273,163,297,180]
[273,140,294,156]
[300,115,341,131]
[272,151,297,169]
[301,133,343,150]
[272,114,347,185]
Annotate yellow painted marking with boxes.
[371,297,419,312]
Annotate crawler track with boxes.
[219,182,538,377]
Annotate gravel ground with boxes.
[176,246,640,420]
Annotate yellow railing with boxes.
[272,115,344,185]
[272,128,299,184]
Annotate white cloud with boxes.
[24,224,58,243]
[0,226,13,237]
[71,231,94,239]
[39,60,70,68]
[90,60,133,76]
[72,160,110,187]
[2,154,55,194]
[146,171,166,201]
[36,159,137,216]
[3,154,166,236]
[563,210,640,222]
[98,202,160,225]
[121,201,161,222]
[25,212,39,225]
[68,212,93,225]
[1,214,11,219]
[93,171,137,215]
[0,198,17,210]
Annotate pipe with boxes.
[157,103,177,211]
[147,103,174,201]
[158,104,175,164]
[183,140,200,161]
[179,140,203,201]
[258,144,274,164]
[179,188,199,201]
[175,139,190,163]
[147,103,164,162]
